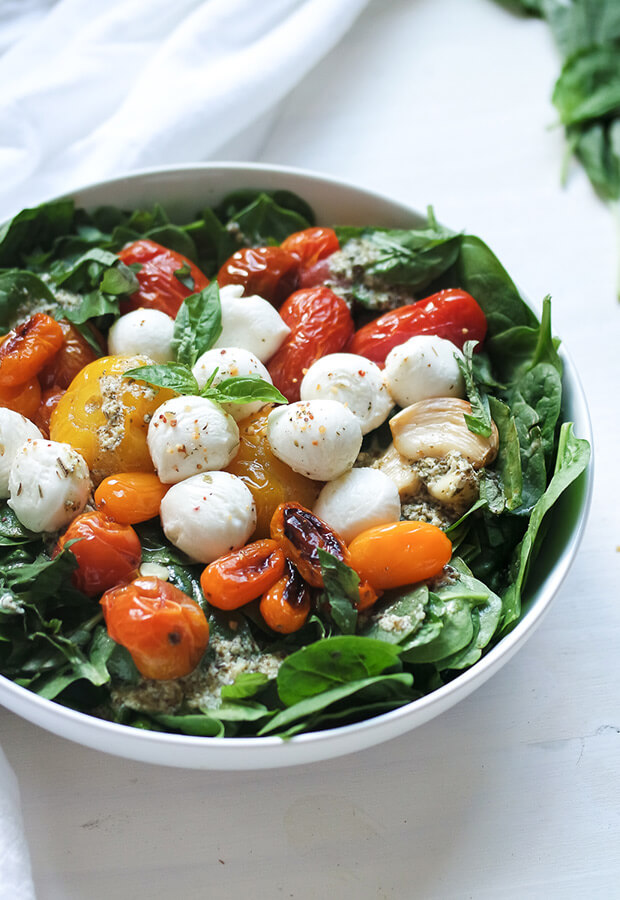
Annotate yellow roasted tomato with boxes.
[50,355,174,483]
[226,406,322,539]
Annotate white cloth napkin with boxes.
[0,0,370,895]
[0,0,370,221]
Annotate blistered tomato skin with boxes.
[259,560,312,634]
[270,502,350,588]
[267,287,354,402]
[217,246,299,307]
[118,239,209,318]
[280,227,339,271]
[94,472,168,524]
[32,386,64,439]
[200,539,286,610]
[347,289,487,365]
[55,511,142,596]
[226,407,321,540]
[101,576,210,680]
[0,377,41,419]
[347,521,453,591]
[49,355,175,484]
[0,314,64,387]
[39,320,99,390]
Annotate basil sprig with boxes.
[124,283,287,407]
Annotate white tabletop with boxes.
[1,0,619,897]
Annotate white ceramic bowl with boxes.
[0,163,593,769]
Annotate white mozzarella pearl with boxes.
[384,335,465,407]
[107,308,175,363]
[267,399,362,481]
[300,352,393,435]
[160,471,256,563]
[8,440,91,533]
[147,396,239,484]
[215,284,290,362]
[0,409,43,498]
[313,467,401,543]
[192,347,273,422]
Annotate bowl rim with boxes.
[0,161,595,767]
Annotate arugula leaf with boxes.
[172,282,222,367]
[317,549,359,635]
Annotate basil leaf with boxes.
[457,340,493,437]
[202,375,287,407]
[172,282,222,367]
[317,549,359,635]
[124,362,199,395]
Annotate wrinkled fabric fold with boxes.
[0,0,370,220]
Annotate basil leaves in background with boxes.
[497,0,620,205]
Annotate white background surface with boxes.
[1,0,619,897]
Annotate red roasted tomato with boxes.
[118,239,209,317]
[217,246,299,306]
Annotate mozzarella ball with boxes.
[107,308,175,363]
[215,284,290,362]
[300,352,393,435]
[385,335,465,407]
[8,440,91,533]
[313,468,401,543]
[192,346,273,422]
[0,409,43,498]
[267,400,362,481]
[160,471,256,563]
[147,396,239,484]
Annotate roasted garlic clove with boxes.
[372,443,422,499]
[389,398,499,469]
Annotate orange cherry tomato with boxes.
[347,521,452,591]
[280,227,339,271]
[39,320,99,390]
[0,314,64,387]
[0,377,41,419]
[267,286,354,402]
[55,511,142,597]
[101,576,210,680]
[259,561,311,634]
[270,502,350,588]
[200,539,285,611]
[32,385,64,438]
[95,472,169,524]
[118,239,209,318]
[217,246,299,306]
[357,581,380,612]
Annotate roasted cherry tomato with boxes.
[95,472,169,524]
[267,287,354,402]
[347,521,452,591]
[0,377,41,419]
[200,539,285,611]
[32,385,64,438]
[101,576,209,680]
[270,502,350,588]
[347,289,487,365]
[39,320,99,390]
[0,314,64,388]
[280,227,339,271]
[226,407,322,538]
[217,246,298,306]
[259,560,312,634]
[118,239,209,317]
[55,511,143,597]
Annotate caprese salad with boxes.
[0,189,589,738]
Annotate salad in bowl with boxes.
[0,165,591,766]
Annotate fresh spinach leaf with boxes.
[317,549,359,635]
[0,199,75,267]
[457,340,493,437]
[0,270,58,330]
